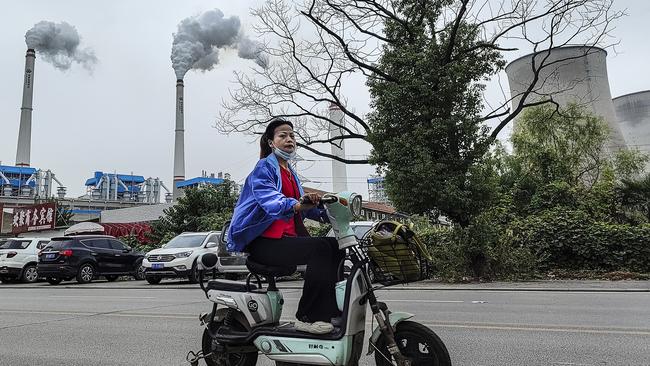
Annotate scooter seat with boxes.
[207,279,257,292]
[246,258,296,278]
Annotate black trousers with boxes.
[247,236,345,322]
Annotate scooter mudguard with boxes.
[368,312,414,355]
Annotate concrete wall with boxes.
[613,90,650,171]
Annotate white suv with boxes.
[0,237,51,283]
[142,231,220,284]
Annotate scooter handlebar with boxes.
[300,194,338,205]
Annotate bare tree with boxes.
[216,0,624,163]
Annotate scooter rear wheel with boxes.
[202,316,258,366]
[374,321,451,366]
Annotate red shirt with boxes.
[262,167,300,238]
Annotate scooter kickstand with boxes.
[186,350,210,366]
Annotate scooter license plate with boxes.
[46,253,55,259]
[152,263,164,269]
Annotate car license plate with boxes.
[46,253,55,259]
[152,263,164,269]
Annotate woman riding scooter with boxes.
[227,119,345,334]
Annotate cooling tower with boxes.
[505,46,626,153]
[613,90,650,170]
[173,79,185,200]
[328,103,348,193]
[16,49,36,167]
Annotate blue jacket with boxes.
[227,153,328,252]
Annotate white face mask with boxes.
[272,145,296,161]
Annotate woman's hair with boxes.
[260,119,294,158]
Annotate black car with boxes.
[38,235,145,285]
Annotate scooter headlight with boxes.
[350,194,362,216]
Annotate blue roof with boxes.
[85,171,146,186]
[70,209,102,215]
[0,165,37,175]
[367,177,384,184]
[176,177,225,188]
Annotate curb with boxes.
[3,284,649,292]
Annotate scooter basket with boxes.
[358,221,432,286]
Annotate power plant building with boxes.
[505,46,627,153]
[613,91,650,170]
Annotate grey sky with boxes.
[0,1,648,199]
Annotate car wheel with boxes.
[146,276,162,285]
[105,275,119,282]
[47,278,62,285]
[188,261,199,284]
[76,264,95,284]
[133,261,146,281]
[21,265,39,283]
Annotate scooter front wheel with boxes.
[374,321,451,366]
[202,319,258,366]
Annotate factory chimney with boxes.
[16,49,36,167]
[328,103,348,193]
[173,79,185,200]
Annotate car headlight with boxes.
[175,251,193,258]
[350,194,362,216]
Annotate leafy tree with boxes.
[366,1,503,225]
[218,0,622,168]
[148,181,239,245]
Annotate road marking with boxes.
[2,309,649,336]
[381,300,464,303]
[283,298,464,303]
[48,295,157,299]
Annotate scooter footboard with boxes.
[255,331,364,366]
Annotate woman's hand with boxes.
[295,193,321,212]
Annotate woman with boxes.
[227,119,345,334]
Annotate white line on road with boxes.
[283,298,464,303]
[2,309,649,336]
[48,295,157,299]
[382,300,465,303]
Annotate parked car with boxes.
[38,235,145,285]
[215,221,377,276]
[142,231,221,284]
[0,237,51,283]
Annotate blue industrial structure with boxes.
[0,165,66,198]
[85,171,170,203]
[367,176,389,204]
[176,176,225,189]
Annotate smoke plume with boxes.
[171,9,268,79]
[25,21,97,71]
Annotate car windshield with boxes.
[164,234,207,248]
[0,239,32,250]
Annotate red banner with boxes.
[12,203,56,234]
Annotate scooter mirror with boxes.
[200,253,218,269]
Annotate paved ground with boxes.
[0,279,649,365]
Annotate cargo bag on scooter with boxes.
[362,220,433,285]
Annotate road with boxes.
[0,280,649,365]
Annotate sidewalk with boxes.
[278,279,650,292]
[3,279,650,292]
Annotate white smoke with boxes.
[171,9,268,79]
[25,21,97,71]
[237,36,268,69]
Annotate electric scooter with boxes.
[187,192,452,366]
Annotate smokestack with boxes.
[16,49,36,167]
[328,103,348,193]
[173,79,185,200]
